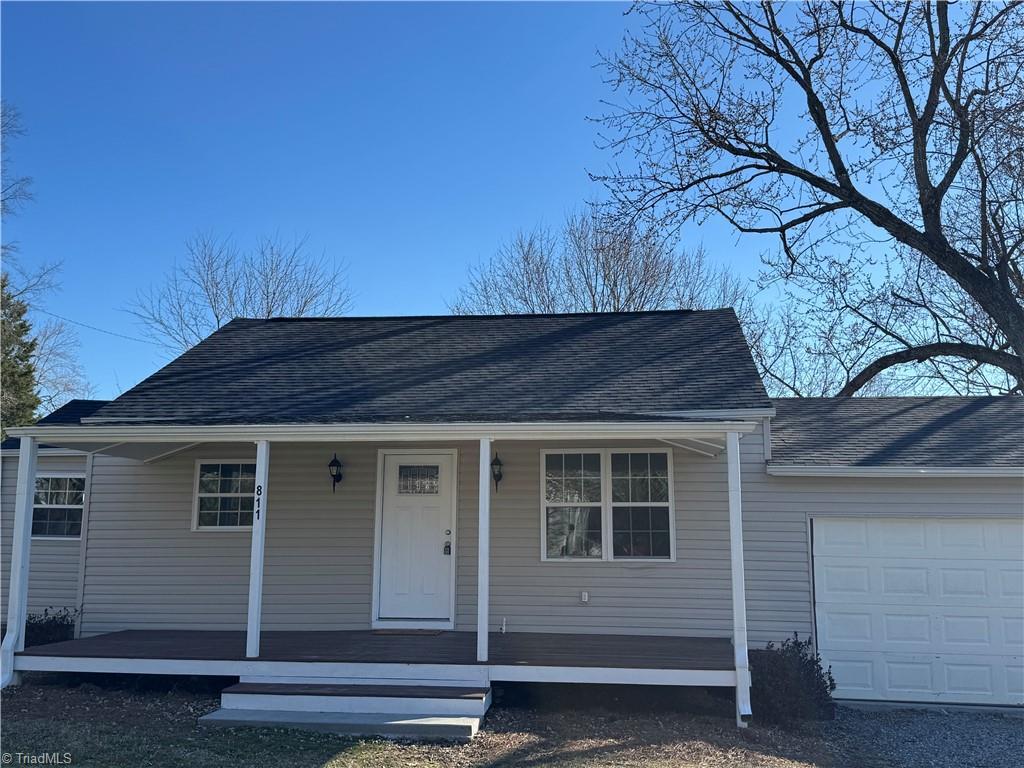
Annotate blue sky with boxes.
[3,1,750,400]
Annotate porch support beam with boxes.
[1,436,39,687]
[246,440,270,658]
[476,437,491,662]
[726,431,752,727]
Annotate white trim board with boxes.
[488,665,737,686]
[10,420,760,447]
[14,655,737,687]
[0,448,85,457]
[767,464,1024,478]
[371,449,459,631]
[13,656,488,681]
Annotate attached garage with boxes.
[813,516,1023,706]
[770,397,1024,708]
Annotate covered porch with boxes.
[3,420,756,723]
[15,628,736,683]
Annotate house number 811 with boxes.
[255,484,263,521]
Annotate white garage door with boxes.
[813,517,1024,705]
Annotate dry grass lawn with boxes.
[1,674,1019,767]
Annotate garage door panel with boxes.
[816,558,1022,607]
[818,604,1024,655]
[823,650,1023,705]
[814,517,1024,706]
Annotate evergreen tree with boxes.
[1,272,40,437]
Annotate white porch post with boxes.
[476,437,491,662]
[246,440,270,658]
[1,436,39,687]
[727,431,752,727]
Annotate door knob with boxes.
[443,541,452,556]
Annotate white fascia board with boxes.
[8,420,761,445]
[0,448,85,458]
[767,464,1024,478]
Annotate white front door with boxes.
[376,452,456,625]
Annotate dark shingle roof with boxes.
[771,397,1024,468]
[1,399,111,450]
[84,310,770,426]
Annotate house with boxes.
[1,310,1021,737]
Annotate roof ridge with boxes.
[226,307,732,324]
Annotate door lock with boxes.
[443,541,452,556]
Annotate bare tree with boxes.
[131,233,353,352]
[451,210,751,318]
[1,101,32,220]
[2,102,92,412]
[598,1,1024,395]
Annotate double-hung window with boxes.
[32,475,86,538]
[193,461,256,530]
[543,452,604,559]
[541,449,674,561]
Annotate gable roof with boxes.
[770,397,1024,469]
[83,310,771,426]
[1,399,111,451]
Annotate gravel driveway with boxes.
[1,676,1020,767]
[825,706,1021,768]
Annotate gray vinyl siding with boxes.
[1,454,88,620]
[77,439,751,639]
[741,432,816,645]
[66,428,1023,646]
[749,468,1024,648]
[488,440,733,637]
[79,442,483,636]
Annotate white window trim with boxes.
[539,448,677,563]
[31,471,87,541]
[191,458,257,532]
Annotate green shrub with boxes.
[24,607,78,647]
[750,633,836,726]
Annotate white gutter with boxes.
[767,464,1024,478]
[7,420,760,445]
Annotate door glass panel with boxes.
[398,465,440,494]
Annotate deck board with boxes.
[18,629,733,671]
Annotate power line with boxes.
[32,307,160,346]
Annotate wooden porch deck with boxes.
[18,630,734,671]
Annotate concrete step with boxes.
[220,682,492,717]
[239,672,488,687]
[199,708,481,740]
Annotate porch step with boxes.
[220,682,491,717]
[199,709,481,740]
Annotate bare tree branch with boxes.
[1,101,32,218]
[450,209,753,319]
[839,342,1022,395]
[130,233,353,353]
[597,1,1024,395]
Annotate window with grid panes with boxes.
[195,462,256,528]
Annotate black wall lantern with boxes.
[490,454,504,491]
[328,453,344,493]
